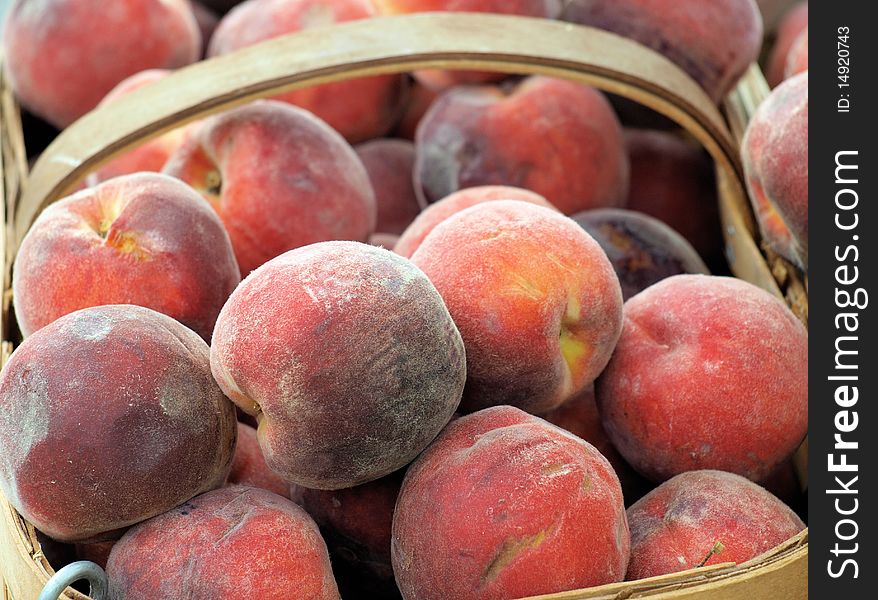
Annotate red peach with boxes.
[370,232,401,249]
[211,241,466,489]
[392,406,630,599]
[106,486,341,599]
[596,275,808,483]
[2,0,201,128]
[163,100,376,275]
[0,305,237,542]
[355,139,421,235]
[394,185,556,258]
[411,200,623,414]
[766,2,808,87]
[416,76,629,214]
[191,1,221,56]
[209,0,407,142]
[12,173,240,341]
[785,29,808,79]
[228,423,292,498]
[395,78,440,141]
[626,470,805,580]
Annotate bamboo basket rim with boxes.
[0,13,807,600]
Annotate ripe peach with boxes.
[394,185,555,258]
[416,76,629,214]
[75,541,116,570]
[228,423,291,498]
[87,70,194,185]
[12,173,240,341]
[766,2,808,87]
[2,0,201,128]
[624,129,722,266]
[0,305,237,542]
[191,1,221,56]
[785,29,808,79]
[411,201,623,414]
[106,486,341,599]
[562,0,763,103]
[291,471,405,598]
[571,208,709,300]
[164,100,376,275]
[596,275,808,483]
[211,241,466,489]
[742,73,808,270]
[356,139,421,235]
[209,0,407,142]
[395,78,439,141]
[626,470,805,580]
[392,406,630,599]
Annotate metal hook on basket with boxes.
[38,561,109,600]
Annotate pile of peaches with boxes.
[0,1,808,599]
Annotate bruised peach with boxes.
[0,305,237,542]
[13,173,240,341]
[164,100,376,275]
[392,406,630,599]
[394,185,555,258]
[211,242,466,489]
[596,275,808,483]
[227,423,291,498]
[411,201,623,414]
[107,486,341,599]
[356,140,421,235]
[2,0,201,128]
[209,0,406,142]
[626,470,805,580]
[416,76,629,214]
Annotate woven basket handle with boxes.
[15,13,746,250]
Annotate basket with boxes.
[0,13,808,600]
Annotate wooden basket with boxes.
[0,13,807,600]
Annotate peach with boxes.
[291,471,404,598]
[374,1,562,90]
[2,0,200,128]
[370,232,402,249]
[228,423,292,498]
[596,275,808,483]
[785,29,808,79]
[395,78,439,141]
[571,208,709,300]
[106,486,341,599]
[411,201,623,414]
[626,470,805,580]
[392,406,629,599]
[75,541,116,570]
[211,241,466,489]
[12,173,240,341]
[164,100,376,275]
[0,305,237,542]
[394,185,556,258]
[209,0,407,142]
[624,129,723,266]
[356,139,421,235]
[539,387,651,505]
[87,70,194,185]
[416,76,629,214]
[766,2,808,87]
[742,72,808,270]
[562,0,762,103]
[191,1,221,56]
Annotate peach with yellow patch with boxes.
[13,173,240,341]
[391,406,630,600]
[411,200,623,414]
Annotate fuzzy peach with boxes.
[562,0,763,103]
[394,185,555,258]
[13,173,240,341]
[211,241,466,489]
[596,275,808,483]
[416,76,629,214]
[227,423,292,498]
[356,139,422,235]
[766,2,808,87]
[742,73,808,270]
[107,486,341,599]
[411,200,623,414]
[2,0,200,128]
[626,470,805,580]
[164,100,376,275]
[392,406,630,599]
[0,305,237,542]
[572,209,709,300]
[209,0,407,142]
